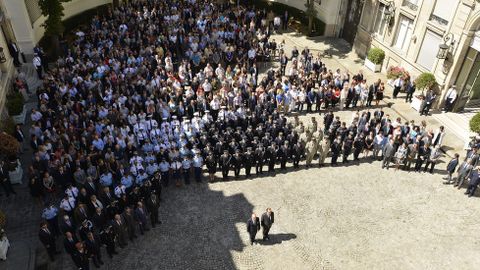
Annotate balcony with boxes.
[429,14,448,26]
[402,0,418,11]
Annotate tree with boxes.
[415,72,438,95]
[305,0,318,35]
[38,0,71,58]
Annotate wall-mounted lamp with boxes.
[436,33,455,60]
[0,47,6,63]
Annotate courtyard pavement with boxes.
[1,32,478,270]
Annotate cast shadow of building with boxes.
[103,183,254,270]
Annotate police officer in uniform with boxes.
[220,150,231,180]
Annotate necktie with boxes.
[69,200,74,210]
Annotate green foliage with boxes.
[414,72,438,91]
[6,92,24,116]
[0,116,16,135]
[470,112,480,133]
[367,48,385,65]
[38,0,72,36]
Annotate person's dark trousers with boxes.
[352,97,358,108]
[268,161,275,172]
[262,226,271,240]
[150,211,159,227]
[138,221,148,235]
[353,149,361,161]
[161,171,169,186]
[366,98,373,107]
[92,251,103,267]
[331,154,338,165]
[315,101,322,112]
[35,66,43,79]
[222,168,229,180]
[393,86,400,98]
[46,244,56,261]
[280,65,286,76]
[445,100,454,112]
[1,179,16,196]
[194,167,202,182]
[421,104,432,115]
[306,102,312,112]
[405,92,414,103]
[183,169,190,185]
[414,159,424,172]
[382,156,392,169]
[245,166,251,177]
[466,184,478,197]
[256,163,263,174]
[249,232,256,244]
[105,243,115,258]
[424,161,436,173]
[234,167,240,178]
[280,160,287,169]
[47,217,60,236]
[342,153,350,163]
[345,99,351,108]
[293,158,300,168]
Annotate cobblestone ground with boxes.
[55,109,480,270]
[55,156,480,270]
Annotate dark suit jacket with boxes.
[261,212,275,228]
[39,229,55,247]
[63,236,79,255]
[59,219,76,234]
[85,235,102,255]
[247,217,260,235]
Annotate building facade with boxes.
[269,0,349,37]
[353,0,480,111]
[4,0,112,55]
[0,3,16,118]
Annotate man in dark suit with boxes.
[247,213,260,245]
[63,231,79,257]
[465,166,480,197]
[59,215,76,234]
[145,192,160,228]
[261,208,275,241]
[39,221,58,261]
[71,242,90,270]
[382,139,396,169]
[134,202,149,235]
[112,214,128,248]
[0,160,16,196]
[14,124,25,152]
[85,232,104,267]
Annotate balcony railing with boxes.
[429,14,449,26]
[402,0,418,11]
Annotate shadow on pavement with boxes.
[258,233,297,246]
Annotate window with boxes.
[416,30,442,71]
[393,16,414,52]
[373,3,388,36]
[430,0,457,26]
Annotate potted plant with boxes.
[364,48,385,73]
[6,92,26,125]
[386,66,409,85]
[415,72,438,96]
[470,112,480,134]
[0,132,23,184]
[410,72,437,111]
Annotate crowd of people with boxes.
[0,0,469,269]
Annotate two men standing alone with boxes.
[247,208,275,245]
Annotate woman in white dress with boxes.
[0,228,9,260]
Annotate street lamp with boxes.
[0,47,6,63]
[437,33,455,60]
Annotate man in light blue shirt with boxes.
[42,204,60,235]
[121,172,134,189]
[192,152,204,183]
[99,172,113,187]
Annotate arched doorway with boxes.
[452,12,480,111]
